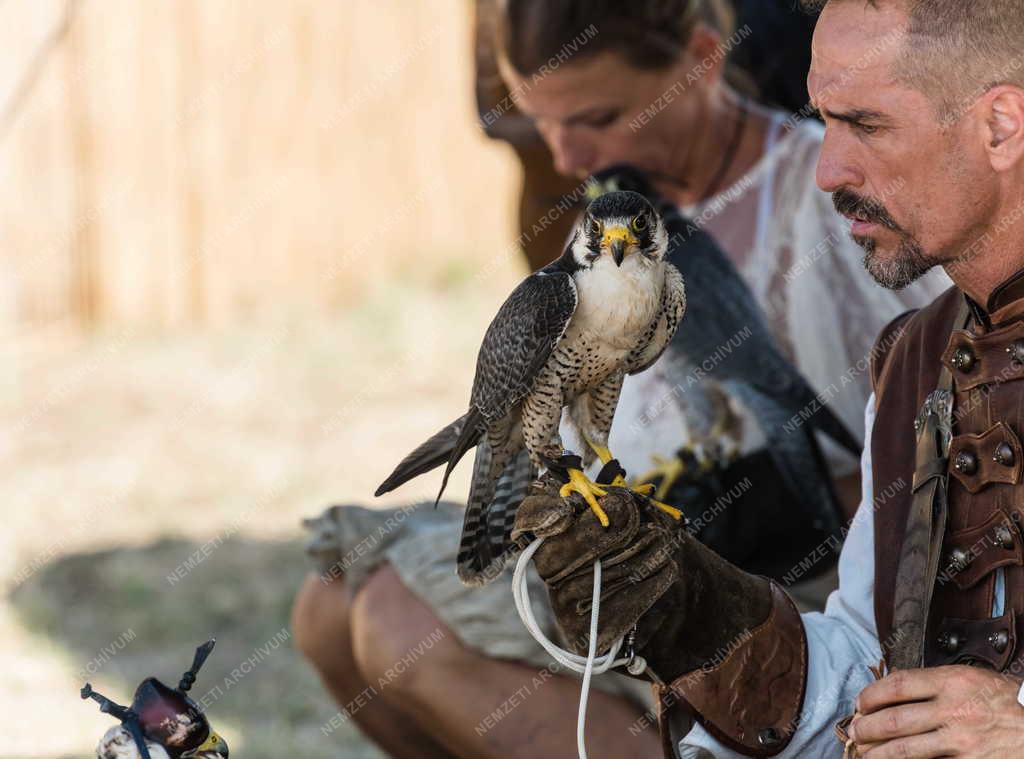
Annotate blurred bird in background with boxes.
[96,726,171,759]
[376,191,686,585]
[586,165,858,538]
[82,641,229,759]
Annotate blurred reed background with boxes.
[1,1,524,756]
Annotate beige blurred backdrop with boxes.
[1,1,526,756]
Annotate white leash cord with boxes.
[512,538,629,759]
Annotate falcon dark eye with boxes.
[589,218,601,236]
[631,214,647,232]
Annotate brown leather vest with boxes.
[873,275,1024,671]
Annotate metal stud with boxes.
[947,547,970,572]
[938,630,964,654]
[954,450,978,475]
[995,525,1015,550]
[1008,340,1024,365]
[994,442,1016,467]
[953,346,976,372]
[988,629,1009,653]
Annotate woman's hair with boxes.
[498,0,735,76]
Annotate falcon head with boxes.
[572,190,668,270]
[180,731,229,758]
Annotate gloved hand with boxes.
[512,472,682,659]
[513,472,807,756]
[512,472,771,683]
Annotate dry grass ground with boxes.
[1,252,524,758]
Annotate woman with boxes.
[292,3,948,757]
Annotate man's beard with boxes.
[833,188,935,290]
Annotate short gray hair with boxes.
[803,0,1024,124]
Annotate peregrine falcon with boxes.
[376,191,687,585]
[590,165,858,537]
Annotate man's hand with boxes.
[849,665,1024,757]
[512,472,682,657]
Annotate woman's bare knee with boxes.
[291,571,353,669]
[349,564,460,694]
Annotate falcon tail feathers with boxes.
[374,411,477,497]
[434,407,485,506]
[457,447,534,586]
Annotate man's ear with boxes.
[985,86,1024,172]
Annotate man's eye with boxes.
[855,123,880,136]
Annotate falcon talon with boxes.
[634,452,687,503]
[649,499,684,521]
[560,467,611,527]
[588,447,658,498]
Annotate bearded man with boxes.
[521,0,1024,756]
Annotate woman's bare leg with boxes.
[349,564,663,759]
[291,572,454,759]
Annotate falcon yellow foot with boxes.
[584,439,631,487]
[584,438,683,521]
[649,499,683,521]
[634,453,687,503]
[560,468,610,527]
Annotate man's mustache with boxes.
[832,188,901,232]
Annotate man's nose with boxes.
[815,131,865,194]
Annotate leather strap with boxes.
[888,299,970,669]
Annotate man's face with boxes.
[808,2,995,289]
[499,43,715,187]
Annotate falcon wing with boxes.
[469,268,578,420]
[434,267,577,503]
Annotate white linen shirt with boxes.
[680,395,884,757]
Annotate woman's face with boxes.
[499,29,723,182]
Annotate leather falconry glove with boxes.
[512,473,808,757]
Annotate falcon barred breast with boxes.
[590,165,858,538]
[377,190,686,585]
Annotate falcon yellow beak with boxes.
[601,225,637,267]
[185,731,229,758]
